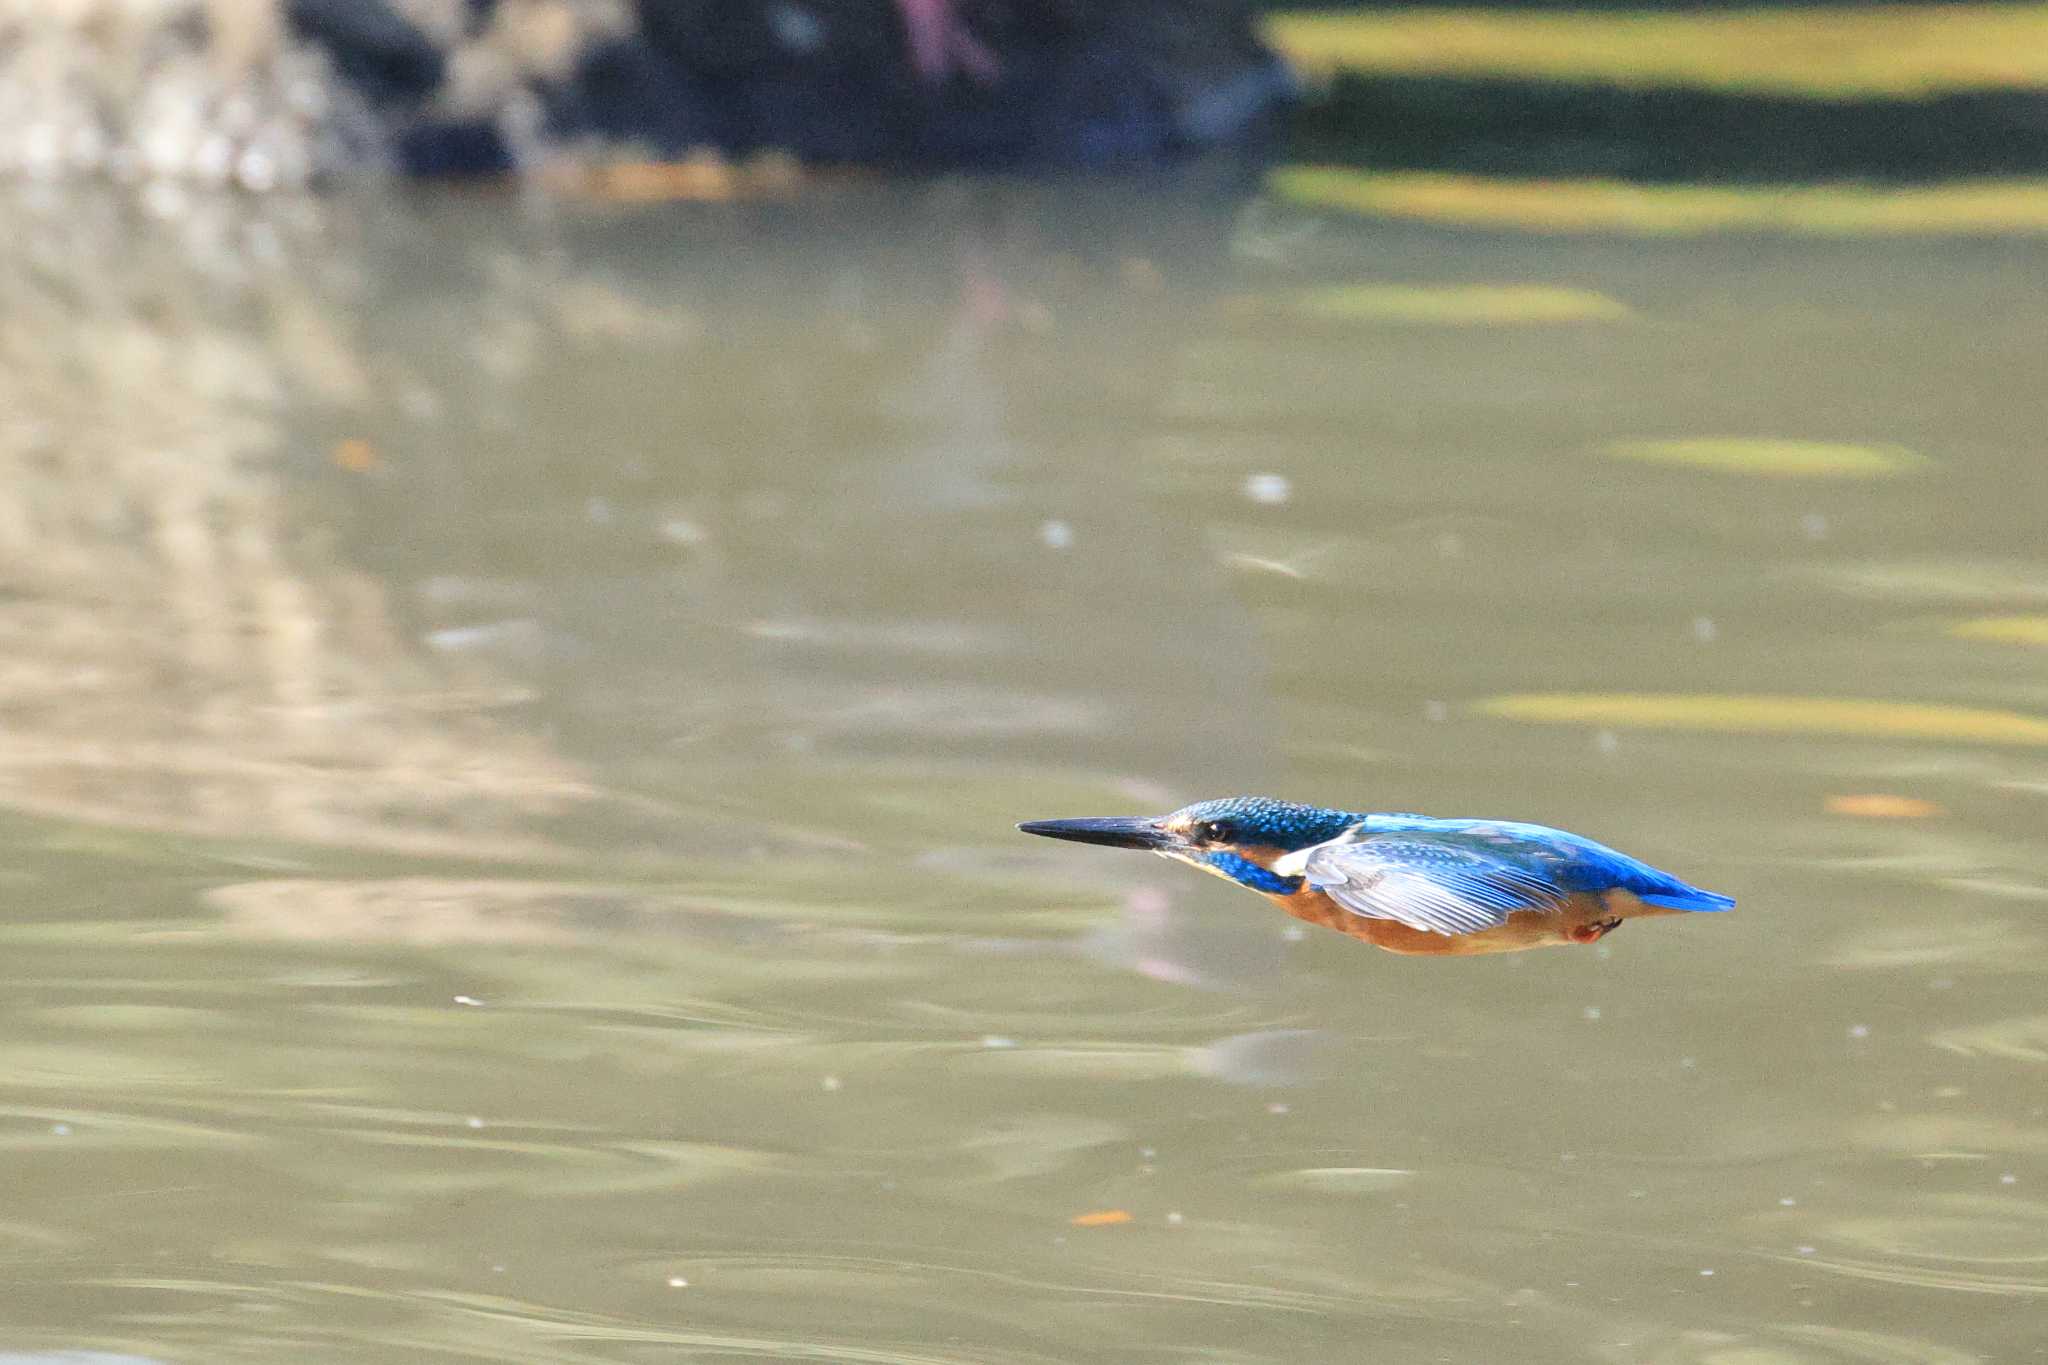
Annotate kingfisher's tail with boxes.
[1640,887,1736,912]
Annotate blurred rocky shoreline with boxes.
[0,0,1295,187]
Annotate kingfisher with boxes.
[1018,796,1733,955]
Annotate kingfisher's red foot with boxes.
[895,0,1002,85]
[1567,917,1623,945]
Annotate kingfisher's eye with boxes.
[1194,820,1231,844]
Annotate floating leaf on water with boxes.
[1269,167,2048,237]
[1272,283,1629,325]
[1952,615,2048,647]
[1604,437,1926,478]
[332,437,378,472]
[1824,794,1945,819]
[1069,1209,1134,1227]
[1475,693,2048,746]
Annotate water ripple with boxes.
[1930,1014,2048,1063]
[1626,1321,1986,1364]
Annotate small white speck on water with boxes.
[1848,1024,1870,1039]
[1139,1147,1157,1160]
[1166,1211,1184,1225]
[400,385,444,423]
[1699,1268,1715,1277]
[1039,518,1074,550]
[1800,512,1830,540]
[1796,1246,1816,1256]
[1779,1196,1798,1207]
[51,1123,70,1137]
[1245,472,1292,505]
[1265,1102,1290,1116]
[453,995,484,1007]
[1680,1056,1697,1069]
[465,1116,485,1130]
[2001,1173,2019,1185]
[667,1276,689,1288]
[1423,699,1448,722]
[821,1075,843,1092]
[1582,1006,1602,1022]
[491,1264,506,1273]
[1594,729,1620,756]
[980,1035,1016,1049]
[1691,615,1718,643]
[1281,924,1306,942]
[1560,1152,1577,1164]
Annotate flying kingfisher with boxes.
[1018,797,1734,955]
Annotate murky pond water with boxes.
[1,172,2044,1363]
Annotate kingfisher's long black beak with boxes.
[1017,816,1176,851]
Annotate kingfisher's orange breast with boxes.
[1266,886,1674,955]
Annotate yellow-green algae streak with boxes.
[1271,167,2048,236]
[1951,615,2048,646]
[1263,5,2048,98]
[1274,283,1630,325]
[1603,438,1927,479]
[1477,694,2048,745]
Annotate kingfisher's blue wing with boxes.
[1305,818,1735,935]
[1420,818,1736,913]
[1299,832,1569,937]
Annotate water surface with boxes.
[0,174,2043,1362]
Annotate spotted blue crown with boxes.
[1171,796,1366,851]
[1167,797,1366,895]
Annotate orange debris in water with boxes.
[1068,1209,1134,1227]
[554,150,812,205]
[332,438,378,473]
[589,154,737,203]
[1824,793,1943,819]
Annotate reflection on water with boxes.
[0,173,2044,1361]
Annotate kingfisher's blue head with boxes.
[1018,796,1364,896]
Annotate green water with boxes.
[0,176,2042,1363]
